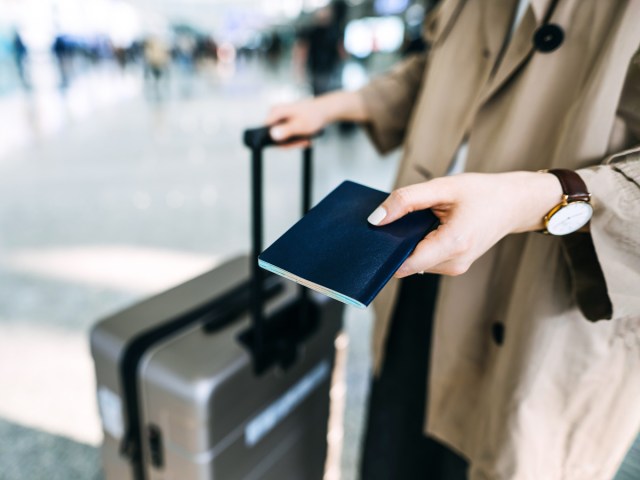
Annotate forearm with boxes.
[314,90,369,124]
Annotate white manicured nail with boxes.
[270,127,283,140]
[367,206,387,226]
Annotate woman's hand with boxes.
[266,98,328,149]
[367,172,564,277]
[266,90,369,148]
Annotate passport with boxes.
[258,181,439,308]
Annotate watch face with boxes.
[547,201,593,235]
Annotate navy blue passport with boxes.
[258,181,439,308]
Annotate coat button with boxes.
[492,322,505,346]
[533,24,564,53]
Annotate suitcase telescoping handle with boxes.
[242,126,317,362]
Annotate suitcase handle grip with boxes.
[243,125,322,150]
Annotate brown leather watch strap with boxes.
[547,169,591,202]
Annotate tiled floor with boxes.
[0,57,400,479]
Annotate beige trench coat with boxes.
[358,0,640,478]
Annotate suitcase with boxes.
[90,127,344,480]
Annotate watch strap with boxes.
[547,169,590,202]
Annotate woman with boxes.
[268,0,640,478]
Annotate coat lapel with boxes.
[477,1,539,105]
[479,0,517,67]
[476,0,562,106]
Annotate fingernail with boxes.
[367,206,387,226]
[270,127,283,140]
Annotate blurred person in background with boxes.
[174,33,196,73]
[266,0,640,479]
[294,1,348,97]
[143,36,170,101]
[195,35,218,66]
[265,31,285,70]
[402,4,428,57]
[52,34,72,89]
[12,29,29,90]
[113,45,128,71]
[174,33,197,97]
[115,40,143,71]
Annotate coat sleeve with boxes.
[572,154,640,320]
[357,53,428,154]
[569,47,640,321]
[355,0,460,154]
[356,0,467,154]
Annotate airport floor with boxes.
[0,58,400,480]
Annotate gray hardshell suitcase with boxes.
[91,128,343,480]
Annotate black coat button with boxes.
[533,24,564,53]
[492,322,505,346]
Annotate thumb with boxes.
[367,180,451,226]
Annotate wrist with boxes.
[510,171,564,233]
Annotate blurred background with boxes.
[0,0,434,478]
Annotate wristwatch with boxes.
[542,169,593,235]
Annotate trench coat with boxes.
[358,0,640,478]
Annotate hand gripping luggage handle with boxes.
[243,125,321,150]
[243,126,317,361]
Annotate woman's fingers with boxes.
[266,105,298,142]
[266,101,322,144]
[265,105,289,126]
[367,179,454,227]
[273,139,312,150]
[270,123,297,142]
[393,225,471,278]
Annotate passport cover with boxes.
[258,181,439,308]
